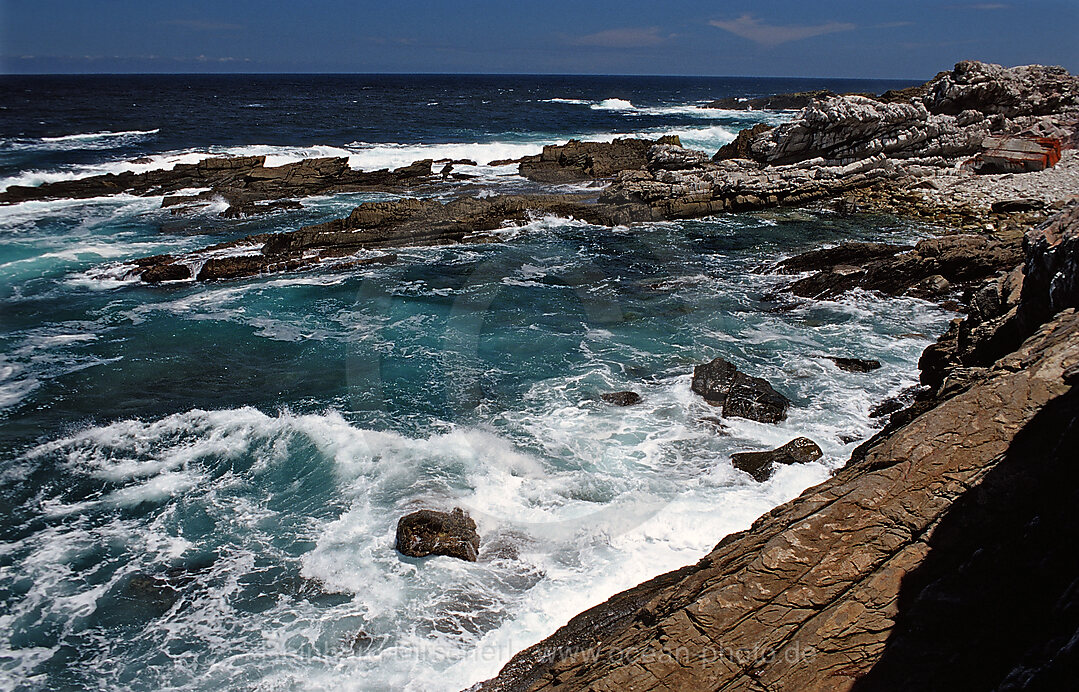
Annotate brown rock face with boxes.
[395,508,480,562]
[730,437,823,482]
[691,358,790,423]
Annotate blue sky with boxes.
[2,1,1076,78]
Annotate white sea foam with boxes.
[39,128,160,143]
[591,97,635,111]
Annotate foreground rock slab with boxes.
[395,508,480,562]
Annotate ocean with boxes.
[0,74,947,691]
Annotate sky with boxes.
[2,1,1077,79]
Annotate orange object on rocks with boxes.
[974,135,1062,174]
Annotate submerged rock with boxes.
[600,391,642,406]
[691,357,790,423]
[730,437,823,481]
[395,508,480,562]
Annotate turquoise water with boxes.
[0,194,951,690]
[0,74,946,691]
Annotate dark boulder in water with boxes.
[828,356,883,373]
[601,391,642,406]
[395,507,480,562]
[730,437,824,481]
[691,357,790,423]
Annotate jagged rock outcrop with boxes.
[730,437,823,482]
[748,96,988,166]
[919,204,1079,395]
[476,205,1079,692]
[83,61,1079,287]
[691,357,790,423]
[713,123,774,161]
[517,137,681,183]
[647,144,711,171]
[925,60,1079,117]
[395,508,480,562]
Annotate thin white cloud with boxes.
[956,3,1010,9]
[570,27,669,48]
[709,14,856,47]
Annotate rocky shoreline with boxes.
[465,63,1079,692]
[473,200,1079,692]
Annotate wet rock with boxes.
[730,437,823,481]
[395,507,480,562]
[129,192,606,283]
[782,236,1022,301]
[141,262,192,283]
[691,357,790,423]
[828,356,882,372]
[220,199,303,218]
[775,243,904,275]
[600,391,641,406]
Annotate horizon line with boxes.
[0,70,927,82]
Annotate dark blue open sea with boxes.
[0,74,945,691]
